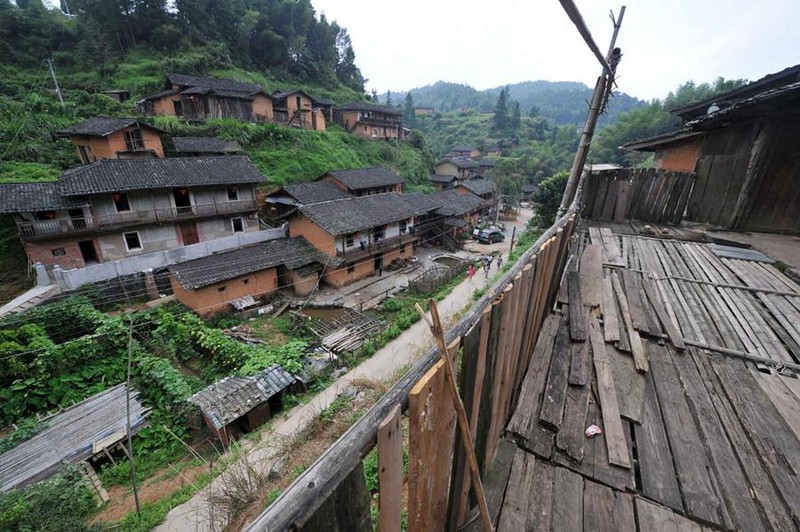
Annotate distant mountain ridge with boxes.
[386,80,646,126]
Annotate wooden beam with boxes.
[377,406,403,532]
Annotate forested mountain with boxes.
[0,0,365,91]
[387,80,646,126]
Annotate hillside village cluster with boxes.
[0,73,505,317]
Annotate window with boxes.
[400,244,406,254]
[78,145,90,164]
[399,219,408,234]
[113,193,131,212]
[217,285,227,292]
[124,128,145,151]
[123,231,142,251]
[173,100,183,116]
[51,248,66,257]
[231,217,245,233]
[347,264,355,274]
[374,225,385,241]
[345,233,355,247]
[226,186,239,202]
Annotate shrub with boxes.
[531,171,569,228]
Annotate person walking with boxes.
[497,256,504,270]
[468,263,475,282]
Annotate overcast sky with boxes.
[311,0,800,101]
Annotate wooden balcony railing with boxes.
[336,233,416,260]
[17,199,258,239]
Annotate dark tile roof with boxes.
[167,73,264,95]
[279,182,352,205]
[139,88,180,101]
[56,117,162,137]
[450,145,476,152]
[169,237,332,290]
[272,89,316,102]
[522,184,538,194]
[429,174,457,184]
[188,365,297,429]
[440,157,479,169]
[434,189,484,216]
[171,137,242,154]
[336,102,403,116]
[0,182,88,214]
[478,159,496,168]
[300,193,418,235]
[460,179,496,196]
[324,167,404,190]
[58,156,267,196]
[403,189,483,217]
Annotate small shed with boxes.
[0,384,149,493]
[188,365,299,445]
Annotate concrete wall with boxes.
[170,266,279,315]
[152,94,182,116]
[290,270,319,296]
[49,226,287,290]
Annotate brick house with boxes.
[319,167,404,196]
[137,73,274,122]
[264,181,352,220]
[403,189,484,246]
[457,178,497,214]
[271,90,328,131]
[0,156,266,270]
[435,157,480,180]
[333,102,405,141]
[55,117,165,164]
[429,173,459,191]
[288,193,418,287]
[446,145,481,159]
[169,237,332,315]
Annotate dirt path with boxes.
[154,212,531,531]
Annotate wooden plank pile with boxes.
[303,307,385,354]
[496,225,800,531]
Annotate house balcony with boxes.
[336,233,417,262]
[17,199,258,240]
[357,117,402,128]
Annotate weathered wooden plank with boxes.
[589,316,631,468]
[580,243,604,307]
[602,273,621,342]
[635,370,683,512]
[377,406,403,532]
[622,269,649,332]
[550,465,583,531]
[671,349,765,531]
[642,275,686,349]
[693,352,797,532]
[555,382,591,462]
[567,272,587,341]
[525,458,555,531]
[648,343,723,525]
[408,358,457,532]
[539,320,572,429]
[496,448,534,532]
[568,330,591,386]
[583,479,636,532]
[298,462,372,532]
[636,497,679,532]
[611,270,648,372]
[600,227,625,266]
[462,439,517,532]
[608,343,645,423]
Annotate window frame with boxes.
[231,217,245,233]
[226,186,239,202]
[113,193,132,213]
[123,231,142,252]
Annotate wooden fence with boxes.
[245,201,581,532]
[582,167,695,224]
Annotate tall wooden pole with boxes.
[416,300,495,532]
[558,6,626,216]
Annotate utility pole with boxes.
[46,59,65,111]
[557,5,626,215]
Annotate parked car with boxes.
[478,229,505,244]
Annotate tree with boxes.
[493,88,508,132]
[529,105,540,118]
[371,89,379,102]
[510,101,521,131]
[403,93,416,128]
[385,90,393,106]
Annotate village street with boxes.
[156,209,532,531]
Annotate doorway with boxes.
[69,209,87,230]
[78,240,99,264]
[373,254,384,273]
[173,188,193,215]
[180,222,199,245]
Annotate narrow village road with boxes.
[155,212,530,531]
